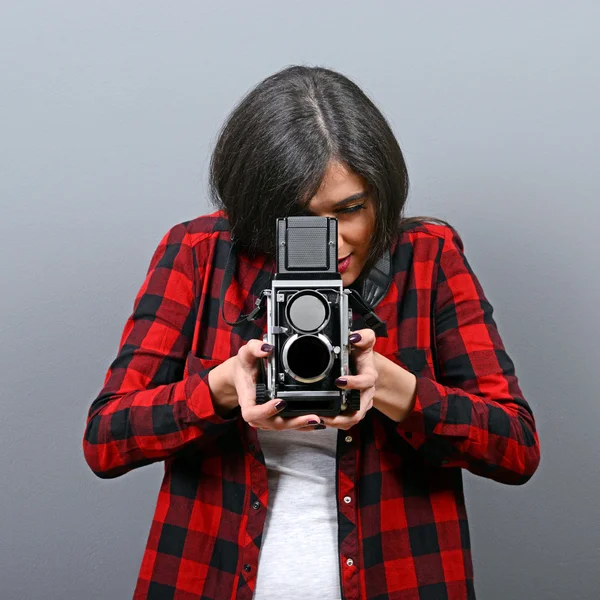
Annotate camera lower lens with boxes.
[282,334,334,383]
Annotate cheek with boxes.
[356,211,376,252]
[340,209,376,255]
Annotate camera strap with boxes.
[347,250,392,335]
[347,289,387,335]
[219,239,270,327]
[218,237,392,335]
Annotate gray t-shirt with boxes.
[253,426,342,600]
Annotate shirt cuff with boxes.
[184,356,241,426]
[396,376,472,450]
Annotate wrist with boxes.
[372,351,417,423]
[207,358,239,417]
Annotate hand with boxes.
[233,340,325,431]
[320,328,378,431]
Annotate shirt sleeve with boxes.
[82,223,239,479]
[396,226,541,485]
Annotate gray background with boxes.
[1,1,598,598]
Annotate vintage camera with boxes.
[255,216,360,417]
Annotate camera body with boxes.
[256,216,360,417]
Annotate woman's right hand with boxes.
[230,340,324,431]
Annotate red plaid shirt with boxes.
[83,210,540,600]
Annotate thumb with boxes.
[349,328,376,350]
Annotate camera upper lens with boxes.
[286,291,330,333]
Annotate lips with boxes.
[338,254,352,274]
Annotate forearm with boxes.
[84,368,238,478]
[371,352,539,484]
[402,377,539,483]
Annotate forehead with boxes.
[307,161,367,209]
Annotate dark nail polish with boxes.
[261,343,274,352]
[335,378,348,386]
[314,424,327,430]
[349,333,362,344]
[308,419,319,425]
[275,400,287,411]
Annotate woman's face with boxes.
[305,161,376,287]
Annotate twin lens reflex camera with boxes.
[255,216,361,418]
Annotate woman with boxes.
[83,65,540,600]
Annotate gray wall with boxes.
[1,1,598,598]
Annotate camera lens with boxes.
[286,291,330,333]
[282,334,334,383]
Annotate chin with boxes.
[341,271,357,287]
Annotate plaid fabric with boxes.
[83,210,540,600]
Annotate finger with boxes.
[238,339,274,369]
[349,328,376,350]
[235,340,275,420]
[321,389,375,430]
[297,423,327,432]
[270,414,322,431]
[234,364,260,408]
[241,397,286,424]
[335,371,377,390]
[319,413,358,431]
[296,418,327,431]
[252,413,322,431]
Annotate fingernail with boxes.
[314,424,326,430]
[349,333,362,344]
[275,400,287,411]
[261,343,274,352]
[335,378,348,386]
[308,419,319,425]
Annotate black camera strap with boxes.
[346,289,386,334]
[219,239,270,327]
[219,237,392,335]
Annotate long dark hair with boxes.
[209,65,452,276]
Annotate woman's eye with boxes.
[337,203,366,215]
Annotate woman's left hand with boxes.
[320,328,378,431]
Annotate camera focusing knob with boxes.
[255,383,269,404]
[347,389,361,411]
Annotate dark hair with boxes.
[209,65,451,276]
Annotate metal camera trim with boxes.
[284,289,331,334]
[281,333,335,384]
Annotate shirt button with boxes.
[345,435,352,443]
[343,496,352,504]
[346,558,354,567]
[243,564,252,572]
[252,501,260,510]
